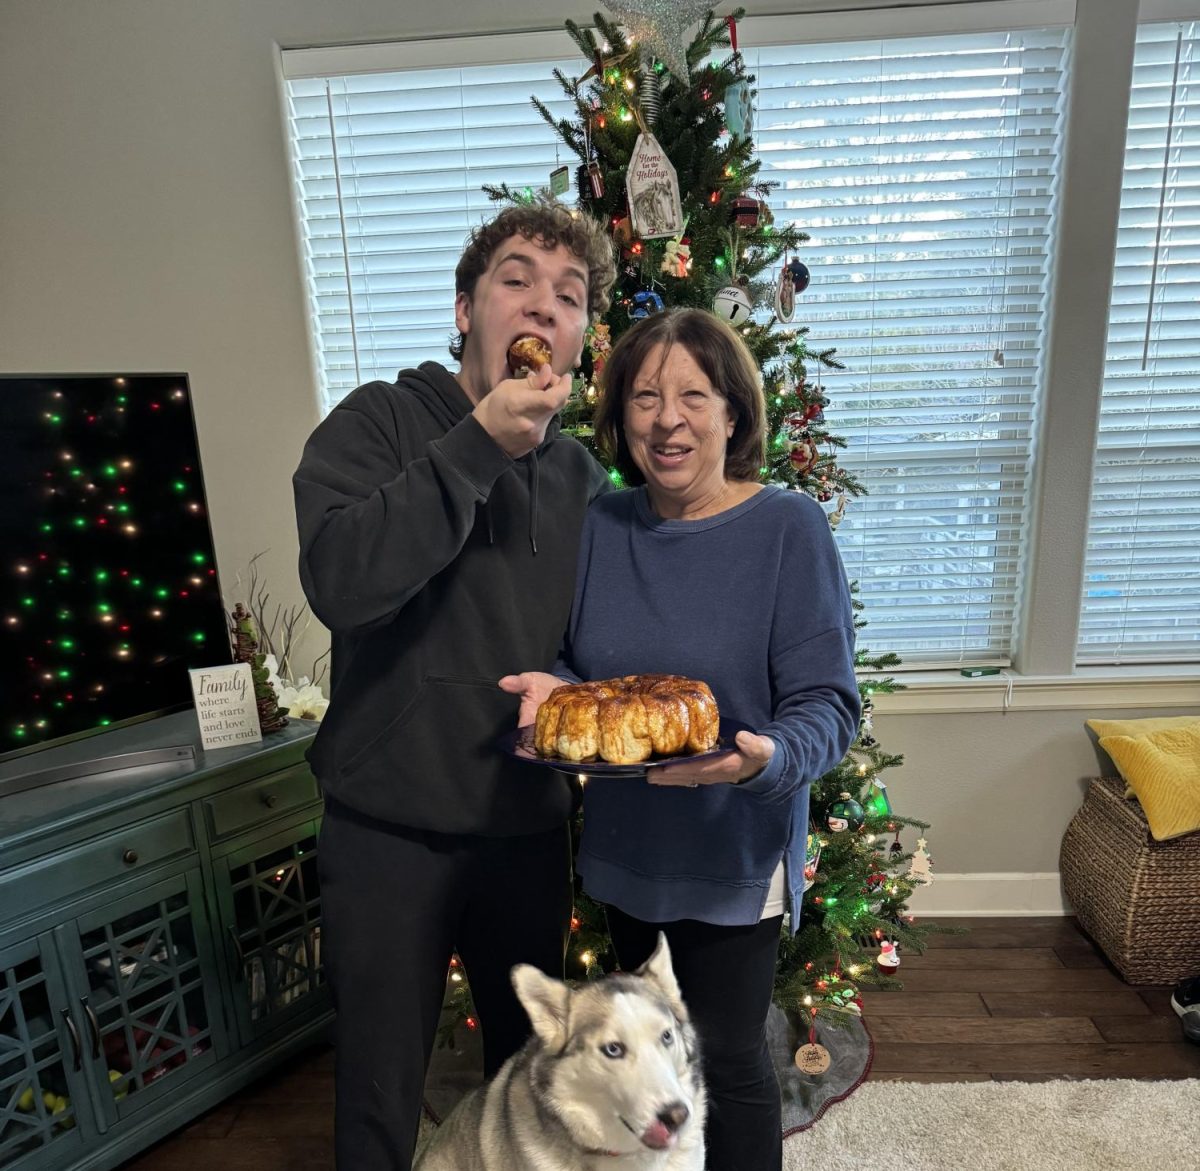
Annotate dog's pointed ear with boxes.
[636,932,688,1020]
[511,964,572,1047]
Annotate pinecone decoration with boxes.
[229,603,288,733]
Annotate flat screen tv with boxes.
[1,373,231,763]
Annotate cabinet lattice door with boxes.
[67,872,221,1126]
[0,936,87,1168]
[223,828,324,1040]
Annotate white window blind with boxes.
[285,48,582,413]
[745,27,1070,664]
[282,18,1070,666]
[1077,18,1200,665]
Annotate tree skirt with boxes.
[424,1002,872,1134]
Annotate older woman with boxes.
[502,308,858,1171]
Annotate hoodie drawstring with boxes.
[528,450,540,555]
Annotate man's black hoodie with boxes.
[293,362,610,836]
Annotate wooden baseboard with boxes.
[905,872,1071,916]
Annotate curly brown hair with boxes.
[593,308,767,485]
[449,199,617,362]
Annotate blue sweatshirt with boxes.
[562,484,859,931]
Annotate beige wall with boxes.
[1,0,1194,896]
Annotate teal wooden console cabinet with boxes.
[0,713,331,1170]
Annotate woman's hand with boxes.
[498,671,564,727]
[648,730,775,788]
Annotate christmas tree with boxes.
[445,3,944,1044]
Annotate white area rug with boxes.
[783,1078,1200,1170]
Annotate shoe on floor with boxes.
[1171,975,1200,1015]
[1171,976,1200,1043]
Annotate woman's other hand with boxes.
[498,671,564,727]
[649,730,776,788]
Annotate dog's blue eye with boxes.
[661,1029,674,1046]
[600,1041,625,1059]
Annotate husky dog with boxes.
[415,934,705,1170]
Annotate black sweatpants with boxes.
[605,905,785,1171]
[318,798,573,1171]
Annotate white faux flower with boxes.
[276,677,329,722]
[262,654,283,693]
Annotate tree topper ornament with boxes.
[603,0,713,82]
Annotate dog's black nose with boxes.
[658,1102,690,1132]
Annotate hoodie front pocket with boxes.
[340,674,516,779]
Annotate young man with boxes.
[293,200,616,1170]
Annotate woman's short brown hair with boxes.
[593,308,767,485]
[449,199,617,361]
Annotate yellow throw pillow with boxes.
[1086,715,1199,740]
[1098,725,1200,841]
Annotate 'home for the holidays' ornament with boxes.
[626,133,684,239]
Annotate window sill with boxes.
[862,665,1200,715]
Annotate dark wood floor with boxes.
[120,917,1200,1169]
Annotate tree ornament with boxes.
[774,266,796,323]
[638,47,662,129]
[865,774,892,817]
[626,133,684,238]
[826,792,865,833]
[629,289,665,320]
[827,492,849,529]
[787,257,812,293]
[788,434,820,476]
[585,159,605,199]
[661,237,691,278]
[890,830,904,858]
[858,697,877,748]
[723,78,754,142]
[877,940,901,975]
[549,164,570,197]
[730,196,762,228]
[803,833,822,891]
[604,0,713,82]
[712,284,753,325]
[794,1041,831,1075]
[909,837,934,885]
[586,322,612,380]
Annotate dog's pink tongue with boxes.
[641,1120,674,1150]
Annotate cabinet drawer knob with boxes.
[122,848,139,865]
[262,793,279,809]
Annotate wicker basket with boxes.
[1060,776,1200,985]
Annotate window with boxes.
[282,17,1071,665]
[284,36,579,413]
[1077,18,1200,664]
[745,26,1071,664]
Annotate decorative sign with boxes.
[550,165,570,196]
[189,663,262,750]
[625,133,684,239]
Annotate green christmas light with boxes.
[57,567,70,578]
[73,517,86,528]
[103,464,118,477]
[117,503,130,514]
[40,523,52,533]
[130,577,142,587]
[155,587,169,599]
[22,597,35,607]
[191,631,206,643]
[191,552,206,565]
[70,467,83,478]
[60,638,75,650]
[57,669,70,680]
[97,603,111,614]
[95,570,108,582]
[12,727,27,738]
[173,480,187,492]
[99,718,111,726]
